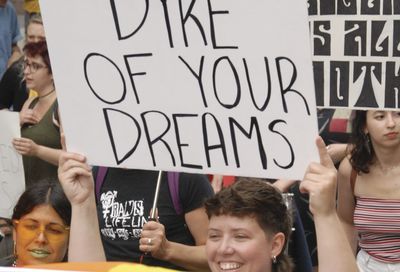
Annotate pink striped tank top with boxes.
[354,196,400,263]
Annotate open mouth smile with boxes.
[219,262,242,271]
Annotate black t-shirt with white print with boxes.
[97,168,213,270]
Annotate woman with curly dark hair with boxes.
[338,110,400,271]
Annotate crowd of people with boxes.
[0,1,399,272]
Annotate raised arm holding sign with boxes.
[40,0,320,270]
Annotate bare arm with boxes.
[300,137,358,272]
[140,207,210,271]
[337,157,358,254]
[58,152,106,262]
[314,213,358,272]
[326,143,349,164]
[13,99,61,165]
[13,138,62,165]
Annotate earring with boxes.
[12,241,17,267]
[272,255,277,264]
[364,133,371,155]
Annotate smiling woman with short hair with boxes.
[205,178,293,272]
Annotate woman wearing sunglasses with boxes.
[0,181,70,266]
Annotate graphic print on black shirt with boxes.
[100,190,147,240]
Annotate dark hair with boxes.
[12,181,71,226]
[349,110,374,173]
[205,178,293,272]
[23,40,52,74]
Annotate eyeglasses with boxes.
[23,59,47,73]
[14,219,69,242]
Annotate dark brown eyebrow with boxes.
[20,218,67,228]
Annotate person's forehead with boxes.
[20,204,64,225]
[26,55,45,64]
[210,214,261,229]
[27,23,45,34]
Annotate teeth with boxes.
[29,249,50,258]
[219,262,240,270]
[31,249,50,254]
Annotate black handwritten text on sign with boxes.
[40,0,318,179]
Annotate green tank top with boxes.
[21,98,61,187]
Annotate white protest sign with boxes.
[40,0,319,179]
[0,111,25,218]
[308,0,400,109]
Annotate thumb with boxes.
[60,125,67,151]
[149,208,159,222]
[316,136,335,169]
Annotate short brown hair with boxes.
[205,177,293,272]
[23,40,52,74]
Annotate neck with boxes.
[38,87,55,99]
[373,145,400,169]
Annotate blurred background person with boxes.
[0,14,45,111]
[0,218,13,260]
[23,0,39,29]
[0,0,22,80]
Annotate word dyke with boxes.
[110,0,238,49]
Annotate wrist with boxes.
[161,239,173,262]
[76,195,96,208]
[33,144,39,156]
[313,210,338,223]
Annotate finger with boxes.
[59,151,86,166]
[298,179,309,194]
[299,179,320,195]
[149,208,159,222]
[64,167,92,180]
[142,221,160,231]
[13,147,25,155]
[59,167,91,184]
[24,117,36,124]
[60,131,67,151]
[316,136,335,169]
[139,244,152,253]
[60,156,91,173]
